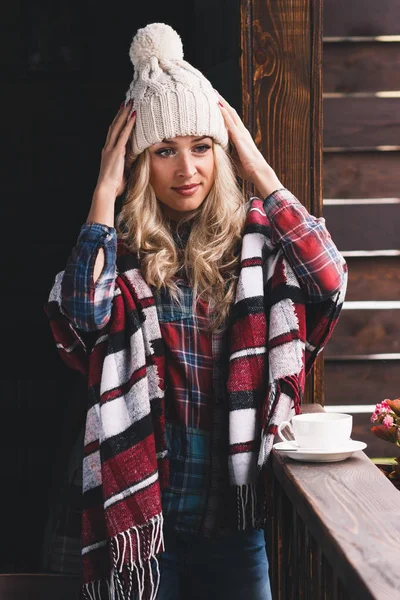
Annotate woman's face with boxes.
[149,135,215,220]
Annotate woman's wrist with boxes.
[92,183,118,204]
[86,185,117,227]
[251,163,283,199]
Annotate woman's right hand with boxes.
[95,101,136,200]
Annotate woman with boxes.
[46,22,346,600]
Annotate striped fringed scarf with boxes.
[46,250,168,600]
[226,198,347,530]
[45,199,346,599]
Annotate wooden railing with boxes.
[266,408,400,600]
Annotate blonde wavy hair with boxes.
[116,143,248,331]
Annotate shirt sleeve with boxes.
[263,188,346,302]
[61,222,117,331]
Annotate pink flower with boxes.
[370,412,379,423]
[383,415,394,428]
[375,400,390,412]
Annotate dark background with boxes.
[1,0,240,572]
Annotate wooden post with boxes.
[240,0,324,404]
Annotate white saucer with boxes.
[273,439,367,462]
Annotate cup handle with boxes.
[277,420,294,443]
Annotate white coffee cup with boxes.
[277,413,353,449]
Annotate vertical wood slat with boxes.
[337,577,346,600]
[240,0,323,403]
[275,473,284,600]
[304,525,312,599]
[297,516,305,600]
[269,470,285,600]
[311,537,323,600]
[321,544,335,599]
[290,506,298,599]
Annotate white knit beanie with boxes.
[124,23,229,156]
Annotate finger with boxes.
[106,101,133,147]
[105,104,125,146]
[216,92,235,112]
[116,111,137,149]
[107,102,132,145]
[217,93,243,128]
[113,101,131,125]
[104,102,128,145]
[219,103,237,135]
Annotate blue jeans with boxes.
[154,528,273,600]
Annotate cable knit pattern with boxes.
[124,23,229,155]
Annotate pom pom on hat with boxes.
[129,23,184,67]
[126,22,229,154]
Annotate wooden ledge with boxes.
[272,443,400,599]
[0,574,80,599]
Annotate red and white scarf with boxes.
[46,198,346,599]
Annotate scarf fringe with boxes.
[257,431,273,471]
[81,514,164,600]
[236,483,257,530]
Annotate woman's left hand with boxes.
[217,92,282,194]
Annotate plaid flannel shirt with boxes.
[60,188,344,539]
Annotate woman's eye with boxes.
[155,144,211,157]
[156,148,175,157]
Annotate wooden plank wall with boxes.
[322,0,400,458]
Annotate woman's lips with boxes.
[172,184,200,196]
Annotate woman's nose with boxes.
[176,154,197,178]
